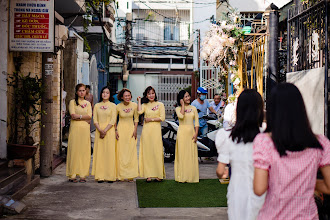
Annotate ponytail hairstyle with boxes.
[75,83,86,106]
[142,86,158,104]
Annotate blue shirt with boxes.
[209,100,225,114]
[191,99,210,127]
[113,94,120,105]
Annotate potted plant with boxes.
[7,71,45,160]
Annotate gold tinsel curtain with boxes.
[237,35,266,97]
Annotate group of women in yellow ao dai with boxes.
[66,84,92,183]
[115,89,140,181]
[138,86,166,182]
[92,87,117,182]
[67,85,199,184]
[174,90,200,183]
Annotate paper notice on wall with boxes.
[9,0,54,52]
[286,67,325,135]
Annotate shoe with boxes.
[204,157,214,161]
[108,181,113,183]
[146,178,152,183]
[69,178,78,183]
[98,180,104,183]
[79,178,87,183]
[154,178,163,182]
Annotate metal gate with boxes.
[200,62,223,98]
[128,74,191,117]
[287,0,329,136]
[157,75,191,116]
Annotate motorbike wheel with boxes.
[164,151,175,163]
[163,137,176,163]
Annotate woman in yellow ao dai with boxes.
[115,89,139,181]
[137,86,166,182]
[174,90,200,183]
[92,86,117,182]
[66,84,92,183]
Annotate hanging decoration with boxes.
[200,9,244,97]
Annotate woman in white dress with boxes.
[215,89,265,220]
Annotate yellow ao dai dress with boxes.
[92,101,117,181]
[138,101,166,179]
[174,105,200,183]
[66,99,92,179]
[116,102,139,180]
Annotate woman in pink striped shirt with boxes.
[253,83,330,220]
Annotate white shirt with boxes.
[223,102,236,129]
[216,129,265,220]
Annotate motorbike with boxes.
[162,114,220,163]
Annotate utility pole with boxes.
[40,53,53,177]
[266,4,279,101]
[123,13,132,87]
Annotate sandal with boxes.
[128,179,134,183]
[146,178,152,183]
[154,178,163,182]
[69,178,78,183]
[79,178,87,183]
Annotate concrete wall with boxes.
[89,55,99,103]
[7,52,43,145]
[0,0,8,159]
[76,36,84,84]
[52,50,62,155]
[6,52,43,168]
[63,39,78,108]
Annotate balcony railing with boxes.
[132,20,190,45]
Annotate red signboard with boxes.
[9,0,54,52]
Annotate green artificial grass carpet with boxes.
[136,179,228,208]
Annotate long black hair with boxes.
[266,83,322,156]
[75,83,86,106]
[230,89,264,144]
[177,90,190,106]
[142,86,158,103]
[99,86,111,102]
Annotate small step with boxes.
[11,175,40,200]
[53,155,65,170]
[0,168,25,190]
[0,174,26,195]
[0,160,8,170]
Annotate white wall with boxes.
[192,0,216,71]
[133,0,192,10]
[117,0,132,18]
[128,74,146,102]
[0,0,8,158]
[132,9,191,43]
[228,0,290,12]
[192,0,216,42]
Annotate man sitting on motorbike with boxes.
[191,87,217,136]
[208,93,225,115]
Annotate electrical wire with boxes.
[67,2,87,28]
[136,0,213,24]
